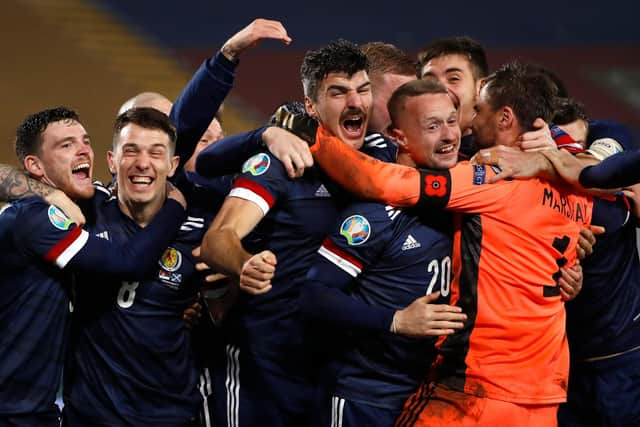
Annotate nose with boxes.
[442,123,457,142]
[133,151,151,170]
[346,90,363,109]
[77,140,91,156]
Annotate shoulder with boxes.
[362,132,398,162]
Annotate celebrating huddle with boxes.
[1,18,639,427]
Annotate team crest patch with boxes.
[159,247,182,272]
[340,215,371,246]
[242,153,270,176]
[48,205,73,230]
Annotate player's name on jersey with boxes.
[541,186,589,225]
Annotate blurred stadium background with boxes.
[1,0,639,183]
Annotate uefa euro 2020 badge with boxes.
[242,153,270,176]
[48,205,73,230]
[158,247,183,288]
[340,215,371,246]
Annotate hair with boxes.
[267,101,307,125]
[482,62,557,132]
[387,79,454,129]
[528,64,569,98]
[15,107,81,164]
[112,107,177,153]
[552,97,588,125]
[300,39,369,100]
[417,36,489,80]
[360,42,415,78]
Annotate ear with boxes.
[24,154,44,178]
[107,151,117,175]
[498,106,515,130]
[390,128,409,152]
[304,96,317,119]
[475,77,484,96]
[167,155,180,178]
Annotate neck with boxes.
[396,151,417,167]
[118,194,164,227]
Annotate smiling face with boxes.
[421,54,482,134]
[108,123,178,212]
[25,119,95,200]
[393,92,461,169]
[305,70,372,149]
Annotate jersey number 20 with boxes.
[427,256,451,297]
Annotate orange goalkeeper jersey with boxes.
[310,127,593,404]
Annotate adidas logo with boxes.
[181,216,205,231]
[96,231,110,240]
[315,184,331,198]
[401,234,421,251]
[385,205,400,220]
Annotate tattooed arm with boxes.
[0,164,85,225]
[0,163,56,200]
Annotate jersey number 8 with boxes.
[117,281,139,308]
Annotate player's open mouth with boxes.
[341,114,365,138]
[435,143,457,155]
[72,162,91,180]
[130,176,153,186]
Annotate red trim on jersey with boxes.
[554,134,586,154]
[233,177,275,208]
[44,225,82,263]
[321,237,364,270]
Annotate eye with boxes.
[447,74,462,84]
[358,86,371,94]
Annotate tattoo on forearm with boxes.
[0,164,53,201]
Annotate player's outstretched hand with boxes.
[576,226,604,260]
[263,127,313,178]
[45,189,86,226]
[393,292,466,338]
[271,102,319,147]
[192,246,230,283]
[221,18,291,62]
[558,264,583,301]
[240,250,277,295]
[182,297,203,328]
[166,182,187,209]
[471,145,547,183]
[518,118,557,152]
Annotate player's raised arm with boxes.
[174,18,292,174]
